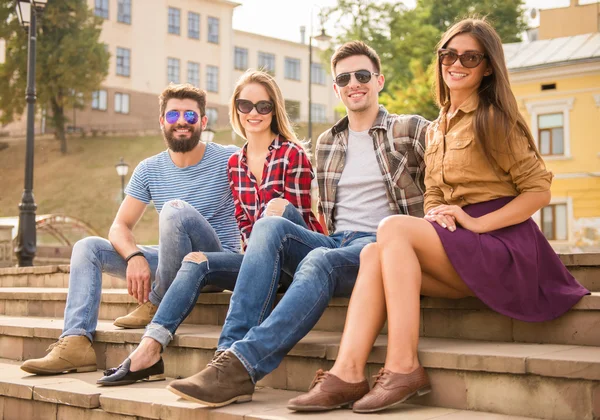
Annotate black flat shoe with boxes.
[97,357,165,386]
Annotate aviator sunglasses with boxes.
[165,110,200,125]
[235,99,274,115]
[333,69,379,87]
[438,49,487,68]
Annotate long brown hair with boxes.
[434,18,542,167]
[230,69,300,146]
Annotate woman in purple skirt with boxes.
[288,18,589,414]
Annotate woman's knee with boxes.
[377,215,414,245]
[264,198,290,217]
[359,242,379,262]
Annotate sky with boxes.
[232,0,594,43]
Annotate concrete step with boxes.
[0,359,539,420]
[0,252,598,291]
[0,316,598,420]
[0,287,599,346]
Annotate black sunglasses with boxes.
[333,69,379,87]
[438,49,487,68]
[235,99,274,115]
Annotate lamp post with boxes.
[200,127,215,143]
[15,0,48,267]
[307,7,331,147]
[115,158,129,201]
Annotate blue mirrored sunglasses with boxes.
[165,110,200,125]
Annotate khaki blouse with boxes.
[424,94,553,214]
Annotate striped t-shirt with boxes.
[125,142,240,252]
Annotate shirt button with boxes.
[450,188,454,192]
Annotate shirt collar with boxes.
[240,134,283,162]
[443,92,479,116]
[331,105,390,136]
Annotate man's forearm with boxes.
[108,224,140,259]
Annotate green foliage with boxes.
[0,0,109,153]
[322,0,526,119]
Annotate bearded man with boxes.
[21,84,240,375]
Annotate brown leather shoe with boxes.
[21,336,97,375]
[352,366,431,413]
[114,301,157,329]
[167,351,254,407]
[287,369,370,412]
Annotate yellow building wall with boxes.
[539,2,600,40]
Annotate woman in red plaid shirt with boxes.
[98,70,323,386]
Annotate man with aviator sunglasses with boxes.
[21,83,240,376]
[169,41,429,409]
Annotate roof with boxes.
[504,32,600,72]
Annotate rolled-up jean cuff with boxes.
[229,347,257,384]
[60,329,93,343]
[143,323,173,351]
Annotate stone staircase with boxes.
[0,254,598,420]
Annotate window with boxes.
[258,52,275,75]
[206,108,218,127]
[91,90,107,111]
[187,61,200,87]
[538,113,564,156]
[117,0,131,24]
[541,203,568,241]
[285,58,301,81]
[116,47,130,77]
[208,17,219,43]
[525,98,573,159]
[167,58,180,84]
[188,12,200,39]
[311,103,327,123]
[95,0,109,19]
[206,65,219,92]
[168,7,180,35]
[285,100,300,122]
[234,47,248,70]
[311,63,326,85]
[114,93,130,114]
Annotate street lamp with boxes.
[307,7,331,147]
[201,127,215,143]
[15,0,48,267]
[115,158,129,201]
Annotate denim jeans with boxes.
[143,204,309,349]
[218,207,376,382]
[61,199,226,341]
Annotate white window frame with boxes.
[206,107,218,127]
[206,65,219,92]
[114,92,130,114]
[188,12,200,39]
[92,90,107,111]
[533,196,573,244]
[284,57,301,81]
[187,61,200,87]
[234,47,248,71]
[208,17,219,44]
[167,57,180,84]
[525,98,574,160]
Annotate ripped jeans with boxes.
[144,203,308,348]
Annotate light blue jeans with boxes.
[61,200,231,341]
[143,204,308,348]
[217,206,376,383]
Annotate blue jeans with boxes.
[143,204,308,349]
[61,200,228,341]
[218,207,376,382]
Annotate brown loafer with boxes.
[352,366,431,413]
[287,369,370,412]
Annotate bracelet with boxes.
[125,250,145,263]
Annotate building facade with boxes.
[73,0,337,135]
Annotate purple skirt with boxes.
[430,196,589,322]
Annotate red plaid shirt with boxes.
[228,136,324,249]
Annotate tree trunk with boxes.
[50,97,67,154]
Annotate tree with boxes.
[321,0,527,119]
[0,0,109,154]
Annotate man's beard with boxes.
[163,125,202,153]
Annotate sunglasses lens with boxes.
[335,73,351,87]
[461,53,482,68]
[355,70,372,84]
[256,101,273,115]
[165,110,179,124]
[440,51,457,66]
[183,111,199,124]
[236,100,254,114]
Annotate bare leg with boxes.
[329,243,386,383]
[377,215,473,374]
[129,337,162,371]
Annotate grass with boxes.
[0,123,331,245]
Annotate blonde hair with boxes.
[229,70,301,146]
[434,18,542,168]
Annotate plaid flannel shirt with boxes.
[316,105,429,234]
[228,136,324,249]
